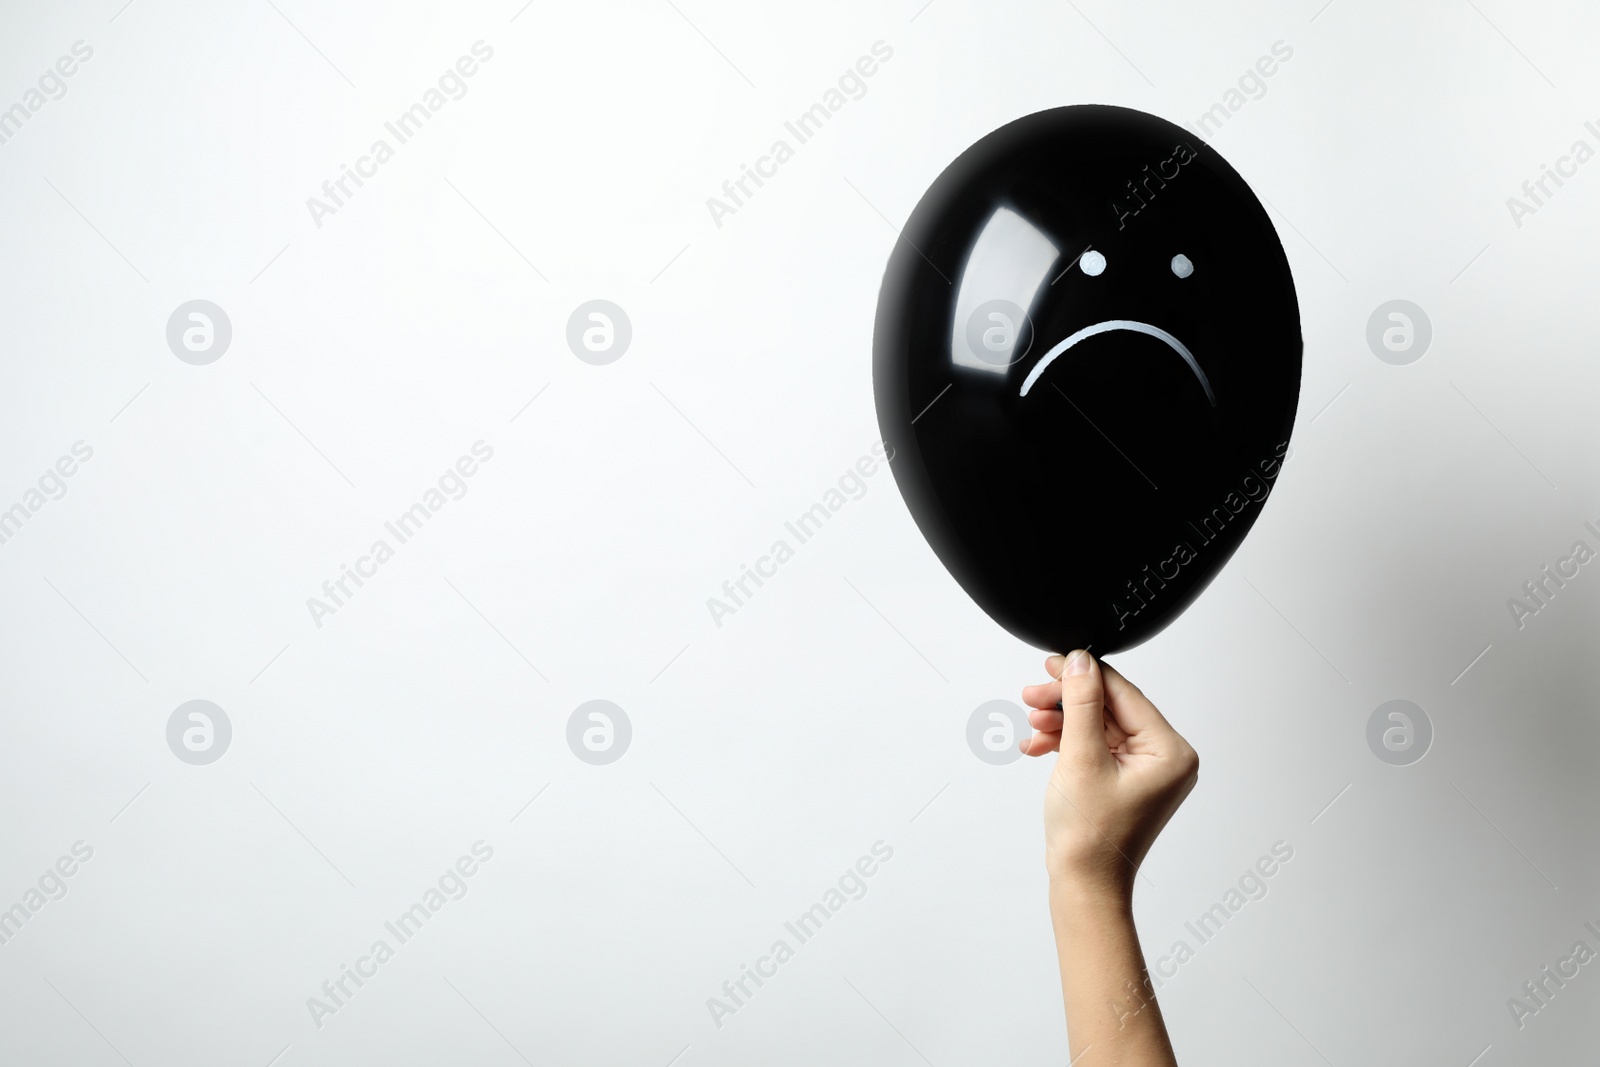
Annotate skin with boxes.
[1020,649,1199,1066]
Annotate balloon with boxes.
[873,105,1301,655]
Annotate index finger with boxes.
[1098,659,1179,738]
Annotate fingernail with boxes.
[1066,649,1091,676]
[1046,654,1064,676]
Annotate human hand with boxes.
[1020,650,1199,898]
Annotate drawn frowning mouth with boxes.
[1017,319,1216,406]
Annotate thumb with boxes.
[1055,649,1109,766]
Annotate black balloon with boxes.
[873,105,1301,655]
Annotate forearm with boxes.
[1049,879,1177,1066]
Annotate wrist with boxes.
[1048,866,1135,914]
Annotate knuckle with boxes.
[1060,672,1099,700]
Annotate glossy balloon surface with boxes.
[873,105,1301,654]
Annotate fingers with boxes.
[1056,650,1111,766]
[1024,700,1062,758]
[1020,729,1061,756]
[1098,659,1180,739]
[1021,677,1061,710]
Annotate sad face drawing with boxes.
[875,105,1301,654]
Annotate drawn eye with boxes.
[1080,249,1106,276]
[1170,253,1194,279]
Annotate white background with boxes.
[1,0,1597,1064]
